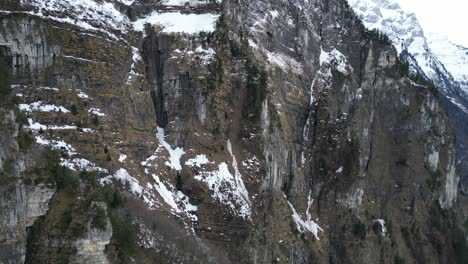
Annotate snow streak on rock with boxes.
[110,169,143,195]
[284,193,323,240]
[156,127,185,171]
[149,173,198,222]
[192,141,251,220]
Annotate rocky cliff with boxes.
[347,0,468,197]
[0,0,466,263]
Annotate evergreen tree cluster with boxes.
[365,29,392,45]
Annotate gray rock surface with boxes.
[0,0,466,263]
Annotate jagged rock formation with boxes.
[0,0,466,263]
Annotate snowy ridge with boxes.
[348,0,441,78]
[15,0,221,40]
[427,33,468,93]
[19,0,129,40]
[347,0,468,112]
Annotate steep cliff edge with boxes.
[347,0,468,198]
[0,0,466,263]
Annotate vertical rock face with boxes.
[0,17,57,81]
[347,0,468,198]
[0,0,466,263]
[25,184,55,227]
[73,203,112,264]
[0,107,25,264]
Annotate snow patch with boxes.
[62,55,96,63]
[374,219,387,235]
[284,192,323,240]
[335,166,344,173]
[242,156,261,172]
[118,154,127,163]
[156,127,185,171]
[22,0,129,40]
[193,141,251,220]
[19,102,70,113]
[151,173,198,221]
[195,45,216,65]
[127,46,143,83]
[27,119,93,132]
[61,158,108,173]
[320,48,350,74]
[88,108,105,117]
[267,51,303,73]
[112,169,143,195]
[162,0,218,6]
[35,136,106,173]
[185,154,210,168]
[426,149,439,171]
[133,12,219,34]
[77,90,89,99]
[195,162,251,219]
[116,0,135,5]
[35,135,77,156]
[37,86,59,92]
[227,140,250,205]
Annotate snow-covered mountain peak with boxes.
[348,0,427,54]
[427,33,468,91]
[348,0,468,108]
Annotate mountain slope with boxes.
[428,33,468,94]
[0,0,466,263]
[348,0,468,194]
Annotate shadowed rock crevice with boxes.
[143,33,170,128]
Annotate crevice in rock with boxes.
[143,33,168,128]
[281,150,294,196]
[310,104,320,192]
[363,46,378,177]
[364,134,373,176]
[176,171,183,191]
[24,216,44,264]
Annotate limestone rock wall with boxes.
[0,0,465,263]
